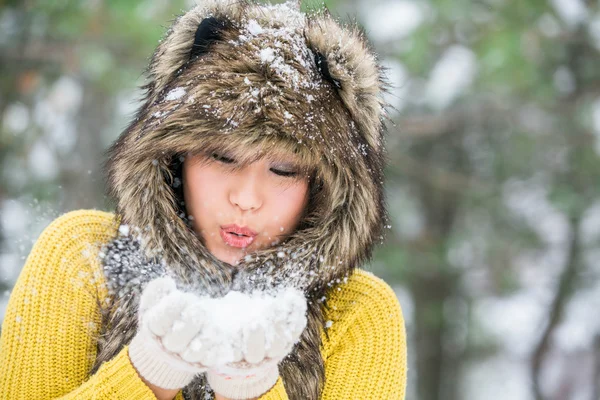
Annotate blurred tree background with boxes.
[2,0,600,399]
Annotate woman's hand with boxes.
[129,277,209,392]
[128,277,308,400]
[206,288,307,399]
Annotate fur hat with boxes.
[104,0,388,294]
[97,2,388,397]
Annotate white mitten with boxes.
[206,288,307,399]
[128,276,209,389]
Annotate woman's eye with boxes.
[271,168,298,177]
[212,153,235,164]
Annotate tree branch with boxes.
[530,215,581,400]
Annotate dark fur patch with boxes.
[190,17,226,60]
[315,52,341,89]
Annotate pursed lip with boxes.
[220,224,258,237]
[219,224,258,248]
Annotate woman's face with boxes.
[182,150,310,266]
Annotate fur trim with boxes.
[96,1,388,399]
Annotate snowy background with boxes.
[2,0,600,399]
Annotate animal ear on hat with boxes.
[144,2,245,107]
[189,17,226,60]
[314,52,341,89]
[306,13,388,153]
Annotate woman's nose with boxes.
[228,170,263,212]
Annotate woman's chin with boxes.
[212,247,245,266]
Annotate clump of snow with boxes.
[231,16,319,91]
[325,320,333,328]
[150,284,308,367]
[165,87,186,101]
[261,2,306,30]
[260,48,276,63]
[118,225,130,237]
[246,19,264,35]
[201,288,305,362]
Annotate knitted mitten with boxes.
[206,288,307,399]
[129,276,210,389]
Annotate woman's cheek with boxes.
[276,185,308,229]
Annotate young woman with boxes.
[0,1,407,399]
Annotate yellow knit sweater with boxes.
[0,210,407,399]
